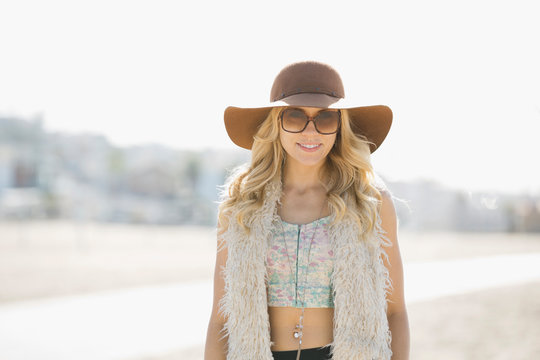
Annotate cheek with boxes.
[279,132,295,153]
[321,136,337,157]
[326,135,337,149]
[279,131,285,145]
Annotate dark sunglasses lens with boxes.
[282,109,308,132]
[314,111,340,133]
[282,109,340,134]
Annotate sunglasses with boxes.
[280,108,341,135]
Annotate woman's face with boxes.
[279,106,338,169]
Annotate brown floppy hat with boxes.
[224,61,392,153]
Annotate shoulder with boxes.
[379,189,396,215]
[372,170,390,193]
[377,188,398,242]
[371,171,396,224]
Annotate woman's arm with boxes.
[204,230,229,360]
[380,190,410,360]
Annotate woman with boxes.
[205,61,409,360]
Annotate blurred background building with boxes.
[0,115,247,225]
[1,115,539,232]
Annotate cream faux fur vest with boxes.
[218,177,393,360]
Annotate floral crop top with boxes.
[266,215,334,308]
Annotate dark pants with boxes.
[272,346,332,360]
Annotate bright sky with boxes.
[1,0,539,195]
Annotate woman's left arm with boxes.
[380,190,410,360]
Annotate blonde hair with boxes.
[218,107,385,237]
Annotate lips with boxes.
[297,143,322,152]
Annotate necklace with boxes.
[278,201,325,360]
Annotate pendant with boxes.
[293,323,303,339]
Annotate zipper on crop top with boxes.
[295,225,300,307]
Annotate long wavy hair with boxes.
[217,107,386,237]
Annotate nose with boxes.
[302,119,318,135]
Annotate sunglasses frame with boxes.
[279,107,341,135]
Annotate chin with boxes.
[293,155,327,167]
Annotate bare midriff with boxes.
[268,306,334,351]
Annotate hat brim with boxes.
[224,95,392,153]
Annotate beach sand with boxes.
[1,221,539,359]
[0,221,217,303]
[407,280,540,360]
[129,280,540,360]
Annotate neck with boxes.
[282,158,327,193]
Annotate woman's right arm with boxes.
[204,229,229,360]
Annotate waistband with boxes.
[271,346,332,360]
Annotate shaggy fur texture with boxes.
[218,177,393,359]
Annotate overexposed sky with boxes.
[1,0,539,195]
